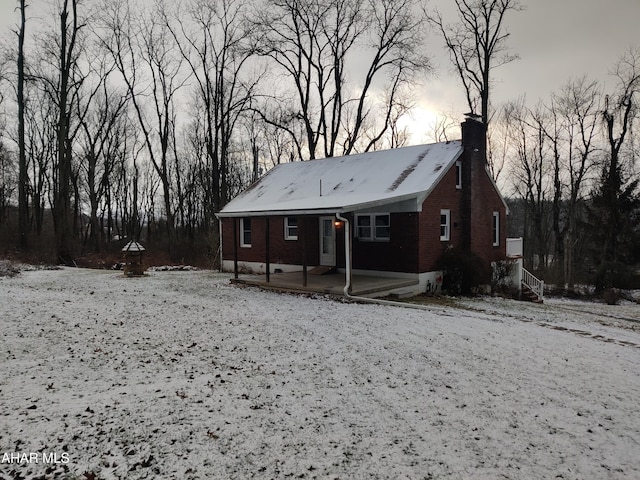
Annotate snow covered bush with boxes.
[0,260,19,277]
[491,259,518,297]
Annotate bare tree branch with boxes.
[426,0,522,126]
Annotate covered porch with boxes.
[231,269,419,298]
[222,212,424,298]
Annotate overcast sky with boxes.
[1,0,639,141]
[419,0,640,134]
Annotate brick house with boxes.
[216,117,508,297]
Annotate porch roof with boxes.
[217,141,463,218]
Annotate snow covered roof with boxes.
[122,241,145,252]
[218,141,463,217]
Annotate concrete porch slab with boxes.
[231,271,419,298]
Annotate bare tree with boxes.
[165,0,259,219]
[486,108,510,182]
[78,81,128,251]
[243,107,300,174]
[50,0,85,264]
[16,0,28,249]
[427,113,459,143]
[0,142,15,227]
[27,0,123,261]
[554,77,600,289]
[504,98,551,271]
[503,80,600,286]
[385,103,413,149]
[358,87,414,151]
[597,48,640,266]
[99,0,188,252]
[109,121,144,242]
[537,97,565,284]
[254,0,430,160]
[0,33,13,227]
[23,86,57,236]
[428,0,522,126]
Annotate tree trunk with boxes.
[17,0,29,250]
[54,1,79,265]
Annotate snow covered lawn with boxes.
[1,268,639,479]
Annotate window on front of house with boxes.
[284,216,298,240]
[356,213,390,241]
[492,211,500,246]
[375,214,390,240]
[240,218,252,247]
[455,160,462,189]
[440,209,450,241]
[356,215,371,239]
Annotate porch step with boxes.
[351,279,419,297]
[308,266,336,275]
[388,289,416,299]
[521,283,543,304]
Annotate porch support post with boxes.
[233,218,238,279]
[336,212,352,296]
[218,217,224,273]
[346,215,352,294]
[265,217,270,283]
[301,216,307,287]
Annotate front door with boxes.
[319,216,336,266]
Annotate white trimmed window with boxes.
[492,211,500,246]
[440,209,450,241]
[284,216,298,240]
[240,218,252,247]
[356,214,390,241]
[455,160,462,189]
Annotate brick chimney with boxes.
[460,114,487,252]
[461,114,487,158]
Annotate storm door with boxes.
[319,216,336,266]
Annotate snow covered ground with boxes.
[1,267,639,480]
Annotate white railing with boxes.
[506,237,523,258]
[522,267,544,301]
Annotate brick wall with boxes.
[418,163,465,272]
[352,212,419,273]
[417,120,507,276]
[462,119,507,268]
[469,172,507,267]
[222,213,421,273]
[221,216,319,266]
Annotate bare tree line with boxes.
[500,49,640,291]
[0,0,431,263]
